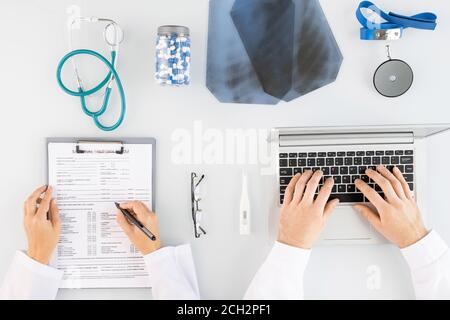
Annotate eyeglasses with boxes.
[191,172,206,238]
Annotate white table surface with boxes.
[0,0,449,299]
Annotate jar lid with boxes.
[158,25,190,36]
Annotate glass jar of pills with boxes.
[155,25,191,86]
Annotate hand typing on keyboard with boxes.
[278,170,339,249]
[354,165,428,248]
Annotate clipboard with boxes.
[46,137,156,211]
[46,137,157,288]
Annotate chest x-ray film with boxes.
[206,0,343,105]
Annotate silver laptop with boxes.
[273,124,450,245]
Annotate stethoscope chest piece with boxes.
[373,45,413,98]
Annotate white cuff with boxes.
[142,244,200,299]
[271,241,311,272]
[401,231,448,271]
[243,241,310,300]
[0,251,63,300]
[15,251,63,281]
[143,246,176,267]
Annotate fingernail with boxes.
[44,185,48,191]
[355,179,361,183]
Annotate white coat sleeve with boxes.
[401,230,450,299]
[244,241,310,300]
[144,244,200,300]
[0,251,63,300]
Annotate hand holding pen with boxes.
[116,201,161,255]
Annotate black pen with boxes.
[114,202,156,241]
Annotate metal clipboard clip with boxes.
[75,140,125,154]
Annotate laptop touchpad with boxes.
[320,206,373,241]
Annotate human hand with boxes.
[278,170,340,249]
[354,165,428,248]
[24,185,61,265]
[116,201,161,255]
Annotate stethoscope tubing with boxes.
[56,49,126,131]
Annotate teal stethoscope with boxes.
[56,17,126,131]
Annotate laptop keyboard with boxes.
[279,149,414,204]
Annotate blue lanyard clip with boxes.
[373,28,402,41]
[356,1,437,40]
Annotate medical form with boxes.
[48,141,154,288]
